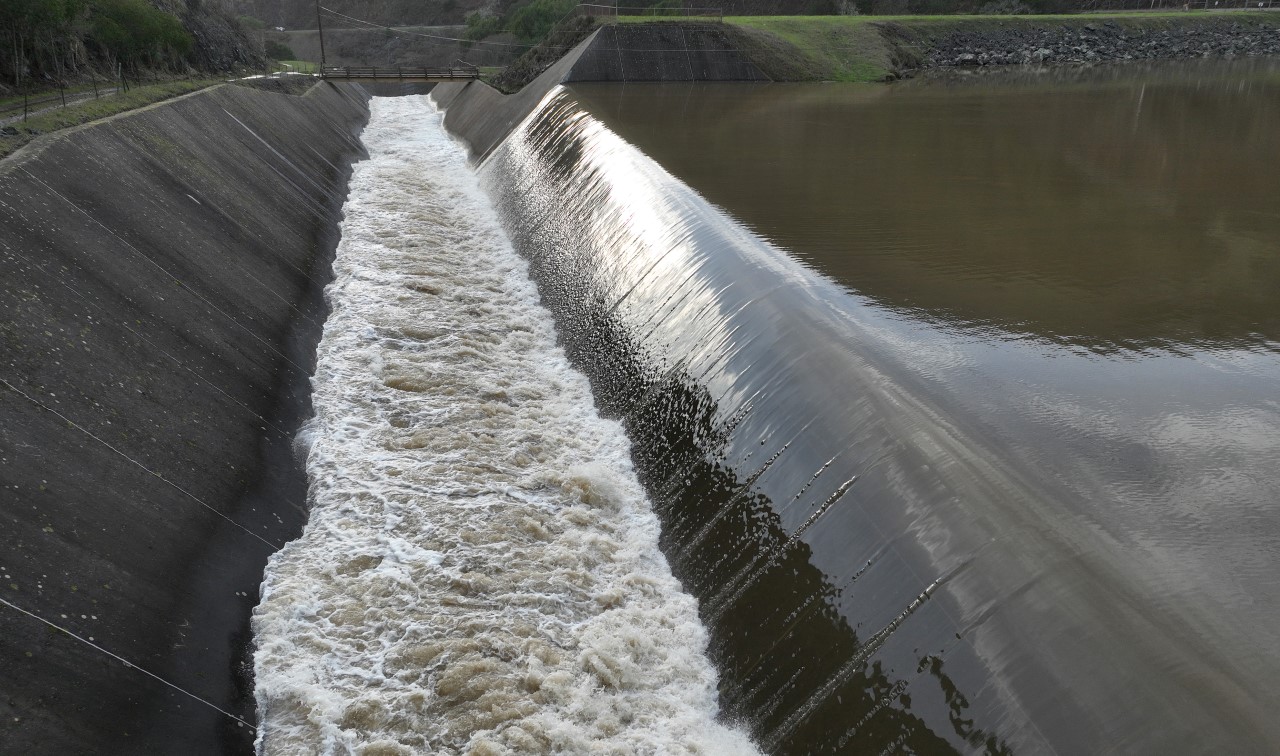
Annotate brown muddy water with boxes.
[551,59,1280,754]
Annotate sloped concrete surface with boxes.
[434,25,764,162]
[565,24,768,83]
[0,81,368,754]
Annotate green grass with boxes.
[614,10,1234,24]
[608,14,896,80]
[728,16,895,81]
[0,81,113,110]
[478,65,507,86]
[1,79,221,161]
[272,59,318,73]
[611,11,1279,82]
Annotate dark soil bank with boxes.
[0,81,368,753]
[921,16,1280,68]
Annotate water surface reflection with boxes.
[572,60,1280,354]
[569,61,1280,751]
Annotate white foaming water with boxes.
[252,96,758,755]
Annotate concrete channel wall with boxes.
[0,81,369,753]
[564,24,768,83]
[433,26,766,161]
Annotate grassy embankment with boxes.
[1,79,223,160]
[617,11,1279,82]
[273,59,319,73]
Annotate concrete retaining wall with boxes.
[434,25,766,161]
[564,24,768,83]
[433,33,594,161]
[0,81,368,753]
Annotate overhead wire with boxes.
[0,595,254,728]
[20,169,311,377]
[0,377,280,549]
[319,6,554,50]
[313,5,744,56]
[0,238,295,440]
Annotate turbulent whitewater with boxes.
[251,96,757,754]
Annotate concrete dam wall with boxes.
[433,26,766,160]
[5,24,1274,751]
[0,81,368,753]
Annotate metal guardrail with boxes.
[320,65,481,80]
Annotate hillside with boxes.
[271,27,520,68]
[228,0,488,28]
[722,12,1280,80]
[229,0,1221,35]
[484,10,1280,90]
[156,0,268,70]
[0,0,264,97]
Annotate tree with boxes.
[0,0,193,88]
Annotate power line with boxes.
[20,169,311,377]
[0,377,279,549]
[319,6,552,50]
[313,7,761,57]
[0,595,255,728]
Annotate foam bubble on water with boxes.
[252,95,758,755]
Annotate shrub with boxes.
[979,0,1032,12]
[87,0,194,67]
[507,0,577,43]
[464,12,505,41]
[0,0,195,87]
[264,39,295,60]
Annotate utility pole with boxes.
[315,0,327,67]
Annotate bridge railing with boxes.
[320,64,481,80]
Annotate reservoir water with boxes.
[470,59,1280,753]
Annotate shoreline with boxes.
[490,12,1280,89]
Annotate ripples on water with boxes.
[252,96,757,755]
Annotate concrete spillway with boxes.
[0,81,368,752]
[0,31,762,750]
[5,27,1279,754]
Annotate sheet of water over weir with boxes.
[252,96,757,755]
[466,59,1280,755]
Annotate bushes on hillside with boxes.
[463,0,577,49]
[264,39,295,59]
[0,0,194,89]
[464,13,505,42]
[508,0,577,42]
[88,0,193,66]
